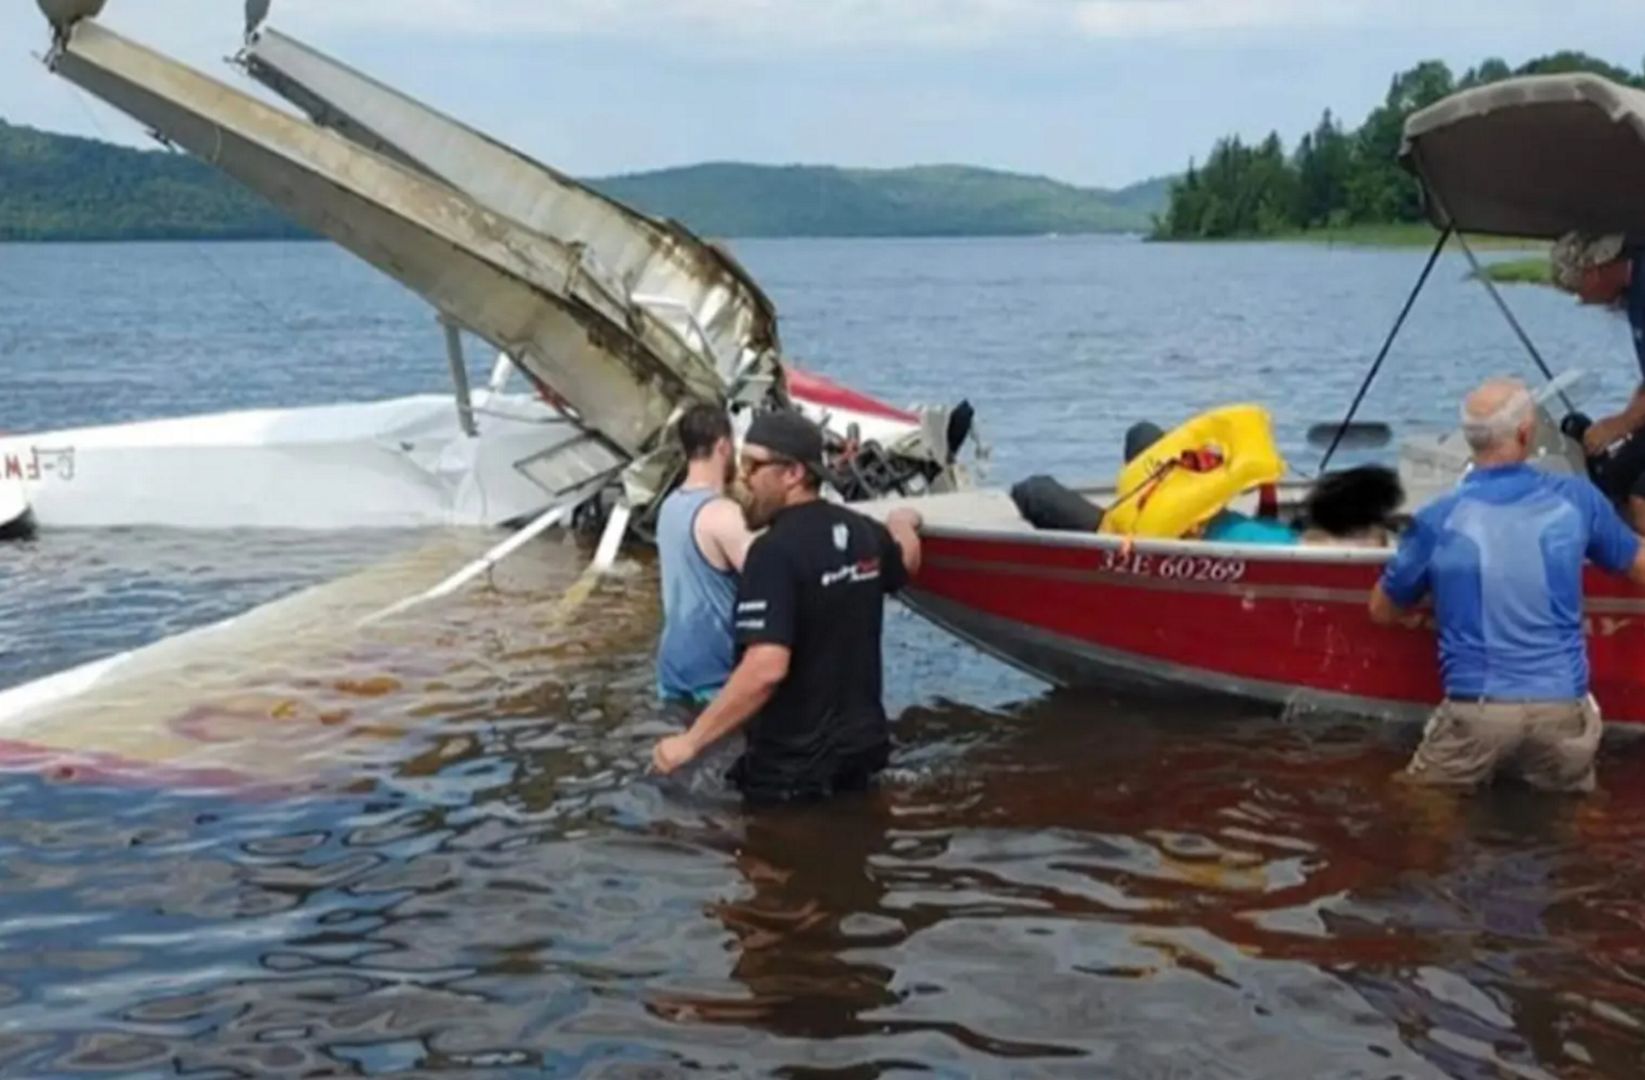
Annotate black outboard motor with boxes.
[823,408,970,502]
[827,435,924,501]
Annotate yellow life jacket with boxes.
[1099,405,1286,538]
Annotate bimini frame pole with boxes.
[1413,150,1575,416]
[1450,232,1575,413]
[1318,225,1453,472]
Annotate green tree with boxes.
[1515,50,1643,86]
[1459,58,1512,88]
[1152,48,1645,241]
[1347,60,1455,223]
[1294,110,1352,228]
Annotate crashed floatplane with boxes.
[0,2,974,783]
[7,4,971,536]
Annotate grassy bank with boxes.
[1279,222,1547,250]
[1279,222,1450,247]
[1152,222,1548,250]
[1476,256,1551,286]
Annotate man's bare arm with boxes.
[651,644,789,774]
[886,507,923,578]
[1369,583,1412,627]
[1627,542,1645,587]
[1585,385,1645,453]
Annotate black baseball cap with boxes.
[745,409,827,477]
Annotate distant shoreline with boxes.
[0,234,323,245]
[1150,221,1547,251]
[2,230,1149,245]
[2,119,1171,245]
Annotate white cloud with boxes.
[0,0,1616,55]
[0,0,1637,184]
[274,0,1028,47]
[275,0,1630,47]
[277,0,1187,47]
[1072,0,1375,38]
[2,0,1636,58]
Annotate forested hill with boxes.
[0,120,306,241]
[1154,52,1645,241]
[589,163,1167,238]
[0,119,1170,241]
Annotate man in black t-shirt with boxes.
[650,410,923,803]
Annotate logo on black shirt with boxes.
[821,558,882,588]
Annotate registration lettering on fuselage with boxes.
[2,447,75,483]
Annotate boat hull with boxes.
[905,524,1645,727]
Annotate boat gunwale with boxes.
[889,483,1398,567]
[917,520,1396,566]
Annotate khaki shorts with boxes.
[1405,697,1602,793]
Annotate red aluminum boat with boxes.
[874,71,1645,727]
[873,487,1645,725]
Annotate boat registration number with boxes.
[1100,549,1247,583]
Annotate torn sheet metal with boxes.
[47,21,738,461]
[241,27,784,406]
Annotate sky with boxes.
[0,0,1636,189]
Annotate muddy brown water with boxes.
[6,238,1645,1076]
[1,535,1643,1076]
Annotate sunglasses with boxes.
[740,454,797,478]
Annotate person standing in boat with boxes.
[650,411,924,804]
[656,404,756,713]
[1547,233,1645,530]
[1370,377,1645,793]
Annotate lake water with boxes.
[2,237,1644,1077]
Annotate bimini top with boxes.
[1401,73,1645,242]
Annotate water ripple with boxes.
[5,239,1645,1076]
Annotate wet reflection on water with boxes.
[1,532,1644,1076]
[12,233,1645,1076]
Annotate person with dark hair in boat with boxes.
[655,404,756,713]
[650,410,924,804]
[1370,377,1645,793]
[1548,232,1645,530]
[1296,466,1404,548]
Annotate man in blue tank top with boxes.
[1371,378,1645,792]
[650,411,924,804]
[656,405,755,707]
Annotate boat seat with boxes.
[1010,476,1104,532]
